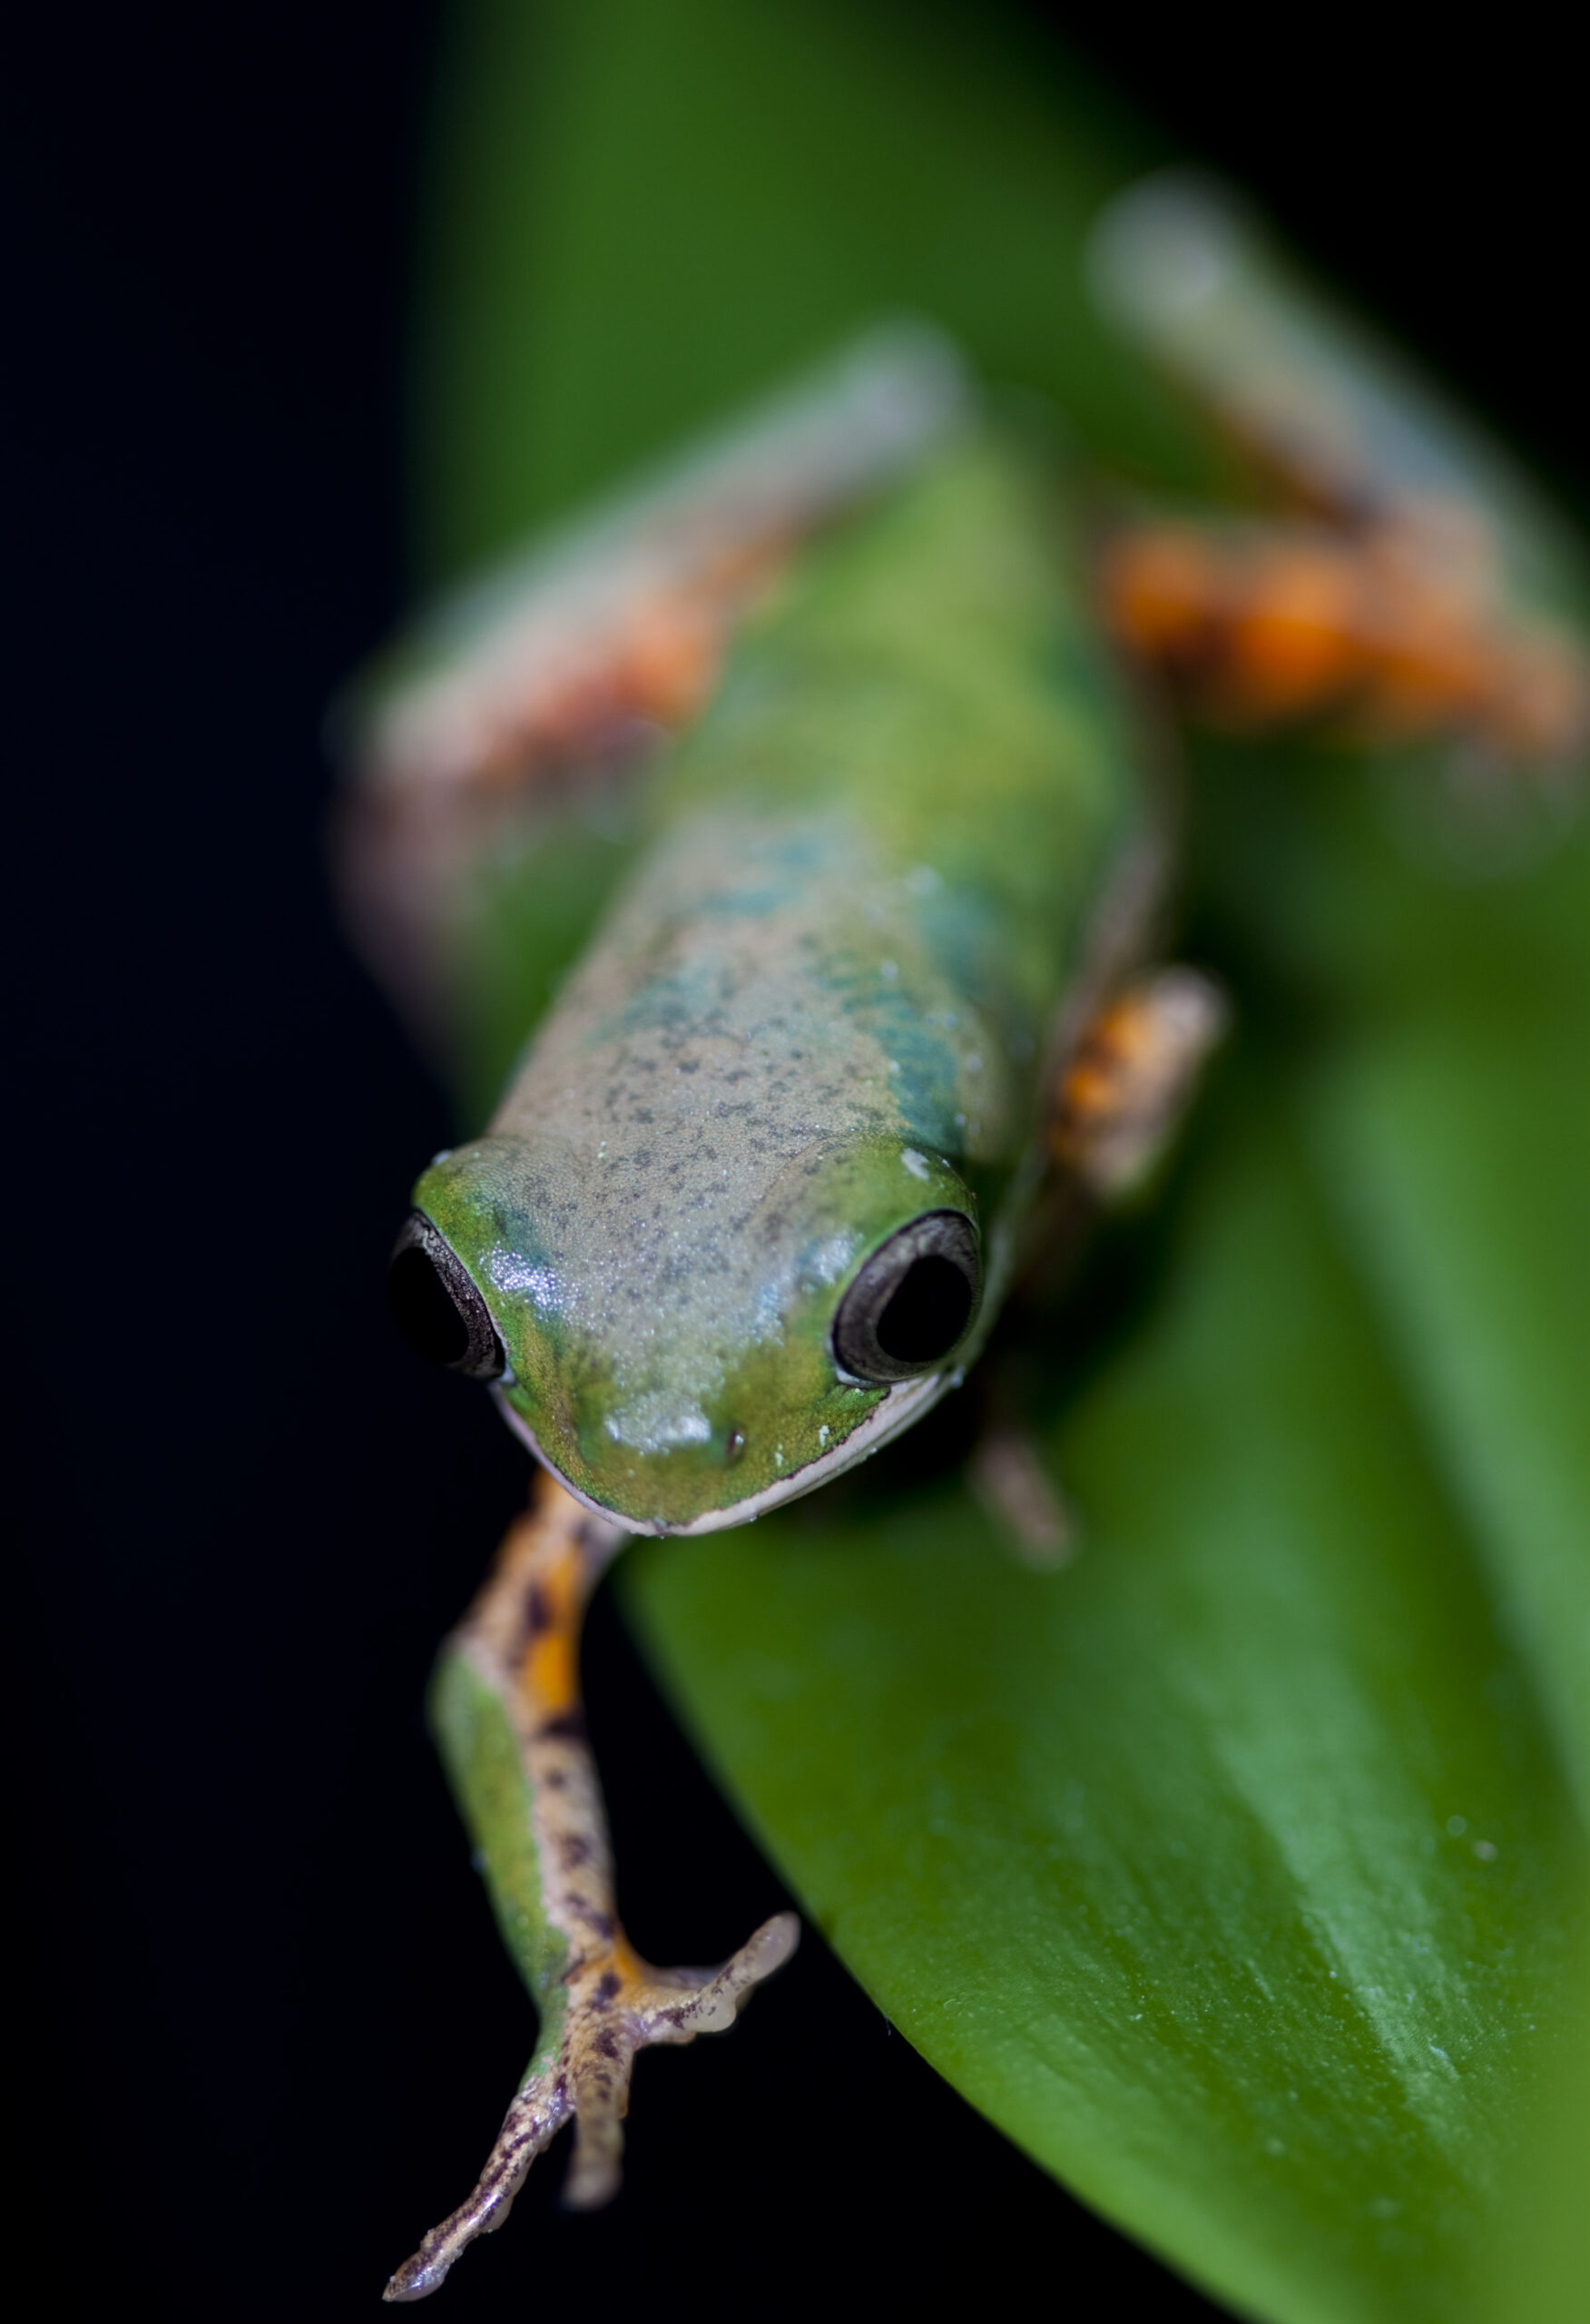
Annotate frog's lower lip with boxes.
[491,1370,958,1537]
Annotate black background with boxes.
[6,5,1585,2318]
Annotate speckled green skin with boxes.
[416,433,1150,1531]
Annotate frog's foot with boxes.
[384,1912,798,2302]
[1052,966,1229,1202]
[559,1914,800,2211]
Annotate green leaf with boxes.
[415,0,1186,580]
[417,3,1590,2316]
[1193,749,1590,1817]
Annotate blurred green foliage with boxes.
[413,3,1590,2316]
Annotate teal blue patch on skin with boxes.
[687,827,838,919]
[816,947,966,1155]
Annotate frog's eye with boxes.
[388,1213,507,1381]
[831,1210,981,1384]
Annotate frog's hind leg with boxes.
[1090,175,1590,777]
[1099,518,1590,770]
[383,1474,798,2303]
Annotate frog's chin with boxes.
[491,1369,958,1538]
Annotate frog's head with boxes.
[388,1132,985,1533]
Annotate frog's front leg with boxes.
[1053,966,1230,1201]
[972,969,1227,1565]
[384,1473,798,2303]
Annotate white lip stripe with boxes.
[491,1369,956,1537]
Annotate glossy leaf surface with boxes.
[417,4,1590,2316]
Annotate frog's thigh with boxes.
[1052,967,1228,1202]
[1100,518,1590,767]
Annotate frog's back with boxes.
[653,430,1147,1057]
[407,424,1158,1532]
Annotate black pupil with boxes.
[874,1254,974,1365]
[388,1243,470,1367]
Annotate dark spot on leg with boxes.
[539,1708,588,1744]
[594,1969,622,2006]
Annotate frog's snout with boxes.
[392,1137,986,1534]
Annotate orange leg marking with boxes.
[1102,518,1590,769]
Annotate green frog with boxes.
[341,178,1586,2299]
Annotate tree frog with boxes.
[340,177,1587,2300]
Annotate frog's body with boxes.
[409,437,1155,1534]
[347,181,1587,2300]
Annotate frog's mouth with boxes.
[492,1367,958,1538]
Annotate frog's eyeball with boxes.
[831,1209,981,1384]
[388,1212,507,1381]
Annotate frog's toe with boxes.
[633,1911,802,2042]
[382,2068,569,2302]
[562,2100,625,2212]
